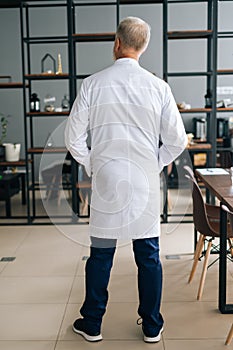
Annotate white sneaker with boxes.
[143,326,164,343]
[72,318,103,342]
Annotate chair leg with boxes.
[228,238,233,258]
[188,234,205,284]
[167,189,172,211]
[197,239,212,300]
[225,323,233,345]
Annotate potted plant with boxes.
[0,113,21,162]
[0,113,8,160]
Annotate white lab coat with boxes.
[65,58,187,240]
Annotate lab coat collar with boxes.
[114,57,139,66]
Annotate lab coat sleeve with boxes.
[64,81,91,177]
[158,84,188,172]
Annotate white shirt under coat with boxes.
[65,58,187,240]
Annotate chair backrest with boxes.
[184,166,218,237]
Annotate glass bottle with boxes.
[61,94,69,111]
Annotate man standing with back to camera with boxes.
[65,16,187,343]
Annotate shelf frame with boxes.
[167,30,213,40]
[163,0,219,225]
[24,73,69,80]
[72,33,115,42]
[26,111,69,117]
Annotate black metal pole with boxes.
[163,0,168,82]
[219,203,227,313]
[67,0,78,221]
[20,1,32,223]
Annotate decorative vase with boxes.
[4,143,21,162]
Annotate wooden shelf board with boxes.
[25,73,69,80]
[0,159,27,166]
[28,147,67,154]
[0,82,25,88]
[187,143,212,150]
[179,107,233,113]
[179,108,211,113]
[168,30,213,39]
[26,111,69,116]
[120,0,162,3]
[217,69,233,75]
[73,33,115,42]
[217,107,233,112]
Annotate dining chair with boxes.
[225,323,233,346]
[221,205,233,346]
[184,165,221,250]
[183,166,233,300]
[76,180,91,217]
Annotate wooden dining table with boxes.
[195,168,233,314]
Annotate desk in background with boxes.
[0,173,23,217]
[195,168,233,314]
[0,160,27,217]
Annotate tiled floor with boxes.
[0,192,233,349]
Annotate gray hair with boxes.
[116,17,151,52]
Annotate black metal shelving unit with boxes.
[66,0,119,220]
[19,0,163,223]
[66,0,163,219]
[0,4,29,223]
[162,0,218,222]
[15,0,232,224]
[20,0,72,223]
[216,0,233,169]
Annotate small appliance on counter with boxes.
[193,118,206,140]
[217,118,229,138]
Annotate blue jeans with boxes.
[80,236,164,334]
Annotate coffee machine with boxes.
[193,118,206,140]
[217,118,229,138]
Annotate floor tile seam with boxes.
[55,272,82,347]
[6,253,83,257]
[0,337,59,342]
[0,231,32,275]
[19,234,87,243]
[55,339,148,344]
[59,299,232,306]
[0,274,79,277]
[162,273,195,276]
[65,263,83,305]
[10,302,68,344]
[161,300,218,303]
[0,261,18,275]
[85,338,146,342]
[161,299,218,302]
[55,339,151,343]
[0,340,56,343]
[75,272,137,277]
[162,336,227,340]
[11,231,33,254]
[110,273,137,277]
[161,335,166,349]
[0,302,69,306]
[0,275,75,279]
[67,300,139,304]
[54,307,69,350]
